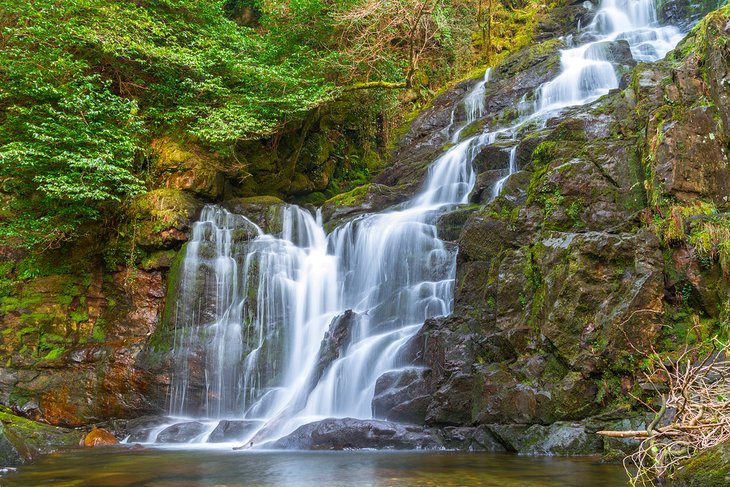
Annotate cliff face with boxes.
[0,0,728,456]
[369,2,730,453]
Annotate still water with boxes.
[1,449,628,486]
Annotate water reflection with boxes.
[2,449,628,486]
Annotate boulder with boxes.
[156,421,207,443]
[208,420,263,443]
[0,407,81,466]
[372,367,431,424]
[81,427,119,447]
[269,418,441,450]
[151,137,226,199]
[489,422,603,455]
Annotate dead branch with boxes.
[599,337,730,486]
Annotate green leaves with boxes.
[0,0,337,249]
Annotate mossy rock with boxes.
[673,440,730,486]
[151,137,226,199]
[0,406,81,466]
[131,189,204,250]
[222,196,287,234]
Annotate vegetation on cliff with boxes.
[0,0,558,251]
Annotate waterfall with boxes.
[537,0,682,112]
[161,0,688,445]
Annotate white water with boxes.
[160,0,687,445]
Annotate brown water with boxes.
[0,448,628,486]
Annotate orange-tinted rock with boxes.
[82,427,119,447]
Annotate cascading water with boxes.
[159,0,689,445]
[537,0,683,111]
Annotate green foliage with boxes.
[0,0,486,250]
[0,0,335,250]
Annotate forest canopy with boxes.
[0,0,538,249]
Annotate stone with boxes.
[82,427,119,447]
[654,106,729,204]
[489,422,603,455]
[156,421,207,443]
[208,420,263,443]
[151,137,226,199]
[222,196,287,235]
[372,367,431,424]
[673,439,730,486]
[269,418,442,450]
[0,407,81,466]
[322,184,407,227]
[436,426,506,452]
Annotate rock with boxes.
[123,415,172,443]
[156,421,207,443]
[312,311,360,386]
[132,189,204,250]
[0,407,81,466]
[322,184,408,227]
[656,0,724,28]
[653,106,729,204]
[584,40,635,67]
[489,422,603,455]
[436,426,506,452]
[221,196,287,234]
[435,206,478,242]
[151,137,226,199]
[673,439,730,486]
[269,418,441,450]
[81,427,119,447]
[208,420,262,443]
[372,367,431,424]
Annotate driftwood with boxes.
[597,338,730,486]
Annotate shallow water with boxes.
[1,449,628,486]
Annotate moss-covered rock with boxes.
[131,189,204,250]
[322,183,406,228]
[0,406,81,466]
[151,137,226,199]
[222,195,286,234]
[673,440,730,486]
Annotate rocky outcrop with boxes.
[364,3,730,456]
[673,440,730,486]
[0,407,80,466]
[372,367,431,424]
[268,418,441,450]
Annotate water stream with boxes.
[157,0,687,446]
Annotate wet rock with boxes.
[322,184,406,227]
[435,206,478,242]
[0,407,81,466]
[436,426,506,452]
[372,367,431,424]
[584,40,635,67]
[156,421,207,443]
[222,196,287,234]
[313,311,360,385]
[656,0,723,28]
[81,427,119,447]
[489,422,603,455]
[132,189,204,250]
[124,415,173,443]
[673,439,730,486]
[208,420,262,443]
[269,418,441,450]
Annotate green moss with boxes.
[91,319,106,342]
[324,183,372,208]
[674,440,730,486]
[40,347,66,361]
